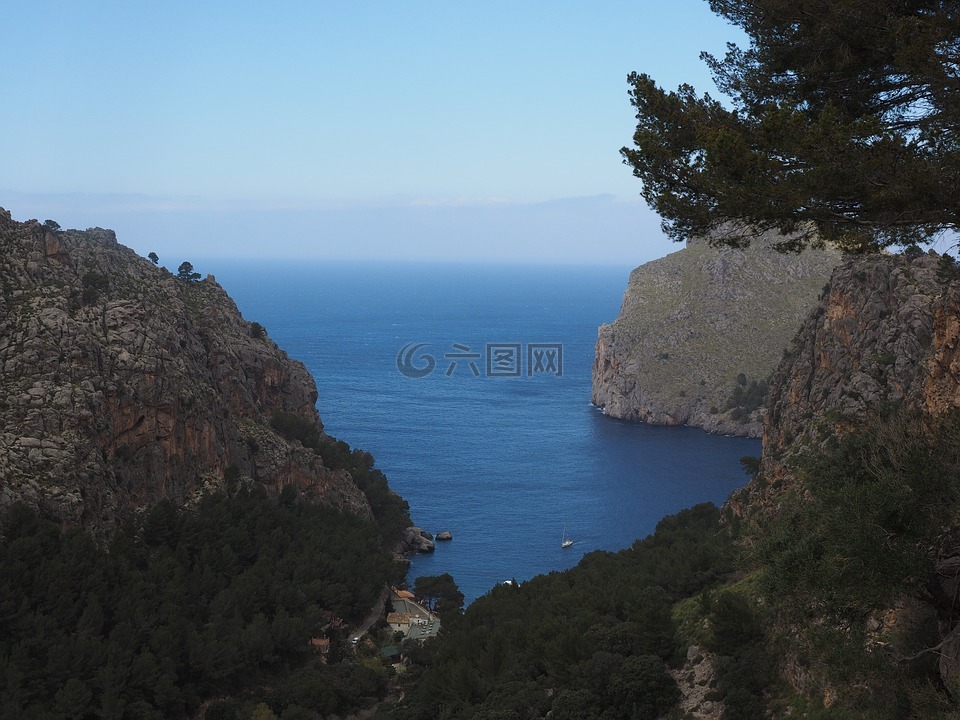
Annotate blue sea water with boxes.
[208,260,761,603]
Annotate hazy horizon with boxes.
[2,192,686,267]
[2,1,745,266]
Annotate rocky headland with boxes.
[592,233,841,437]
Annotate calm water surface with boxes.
[208,260,760,603]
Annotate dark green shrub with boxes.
[81,271,109,305]
[270,411,322,450]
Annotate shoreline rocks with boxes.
[402,527,436,553]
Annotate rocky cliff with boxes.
[731,250,948,515]
[728,248,960,695]
[0,209,371,532]
[592,234,841,437]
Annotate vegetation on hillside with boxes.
[270,410,411,547]
[9,402,952,719]
[381,504,738,720]
[750,408,960,717]
[369,407,960,719]
[411,574,465,617]
[725,375,769,423]
[0,490,404,720]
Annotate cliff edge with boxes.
[731,249,949,516]
[0,209,371,532]
[592,234,841,437]
[727,248,960,697]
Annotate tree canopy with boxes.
[390,504,739,720]
[412,573,464,616]
[0,490,401,719]
[622,1,960,252]
[176,261,202,282]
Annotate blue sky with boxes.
[1,2,742,266]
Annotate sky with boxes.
[1,2,744,266]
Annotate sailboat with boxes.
[561,524,573,549]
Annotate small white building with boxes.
[386,612,411,633]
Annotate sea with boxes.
[208,260,761,604]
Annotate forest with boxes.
[379,503,768,720]
[270,411,411,547]
[0,488,405,719]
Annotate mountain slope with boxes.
[0,209,371,532]
[727,249,960,712]
[732,249,948,516]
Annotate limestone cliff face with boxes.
[592,235,841,437]
[731,251,944,515]
[728,249,960,690]
[0,209,371,532]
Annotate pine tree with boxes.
[622,1,960,252]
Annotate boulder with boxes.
[403,527,436,553]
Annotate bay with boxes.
[208,259,761,603]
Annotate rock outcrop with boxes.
[670,645,723,720]
[0,209,372,533]
[592,233,841,437]
[730,250,945,515]
[402,527,436,553]
[728,248,960,689]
